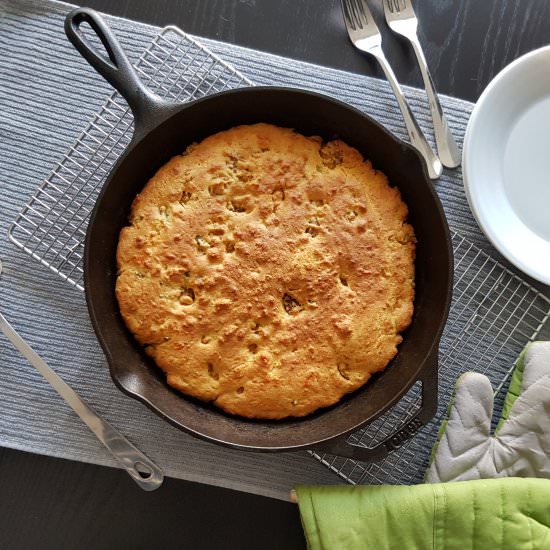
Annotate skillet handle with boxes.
[314,350,439,462]
[65,8,174,139]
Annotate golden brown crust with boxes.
[116,123,415,419]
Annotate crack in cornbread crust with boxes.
[116,123,415,419]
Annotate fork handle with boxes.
[371,47,442,179]
[0,312,164,491]
[409,37,461,168]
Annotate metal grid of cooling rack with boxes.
[8,26,550,486]
[8,27,252,290]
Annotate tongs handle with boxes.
[0,312,164,491]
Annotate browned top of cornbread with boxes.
[116,123,415,419]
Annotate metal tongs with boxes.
[0,259,163,491]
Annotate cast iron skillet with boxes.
[66,8,453,461]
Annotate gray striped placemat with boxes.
[0,0,547,501]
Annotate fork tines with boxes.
[386,0,408,13]
[342,0,369,30]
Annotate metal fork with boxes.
[0,259,164,491]
[384,0,460,168]
[341,0,442,179]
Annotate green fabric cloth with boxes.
[296,478,550,550]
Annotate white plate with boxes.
[463,46,550,286]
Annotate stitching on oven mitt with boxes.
[295,478,550,550]
[425,341,550,483]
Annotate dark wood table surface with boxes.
[2,1,549,548]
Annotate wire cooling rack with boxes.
[9,26,550,486]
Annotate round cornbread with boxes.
[116,123,415,419]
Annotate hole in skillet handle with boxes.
[64,7,179,141]
[75,21,118,71]
[64,8,135,94]
[313,350,439,462]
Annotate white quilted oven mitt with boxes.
[426,341,550,483]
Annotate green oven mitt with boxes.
[426,341,550,483]
[296,478,550,549]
